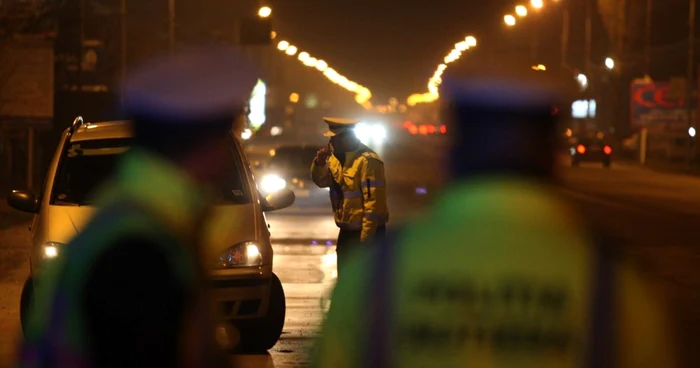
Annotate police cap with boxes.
[322,117,359,137]
[122,46,259,153]
[439,62,565,178]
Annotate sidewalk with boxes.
[616,158,700,177]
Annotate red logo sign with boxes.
[632,83,684,109]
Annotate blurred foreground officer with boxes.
[19,47,258,368]
[311,117,389,277]
[312,70,677,367]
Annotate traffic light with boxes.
[239,17,272,45]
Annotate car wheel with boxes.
[20,277,34,337]
[235,273,286,353]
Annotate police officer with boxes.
[19,47,258,367]
[311,117,389,277]
[312,68,678,367]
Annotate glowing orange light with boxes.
[440,125,447,134]
[409,126,418,135]
[603,145,612,155]
[576,144,586,154]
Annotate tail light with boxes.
[440,125,447,134]
[603,145,612,155]
[576,144,586,154]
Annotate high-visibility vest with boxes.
[312,178,677,368]
[19,200,197,368]
[311,143,389,241]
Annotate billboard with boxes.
[630,81,696,131]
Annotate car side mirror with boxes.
[7,190,39,213]
[261,189,295,212]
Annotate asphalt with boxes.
[1,145,700,366]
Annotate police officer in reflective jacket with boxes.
[19,47,257,367]
[312,68,678,367]
[311,117,389,277]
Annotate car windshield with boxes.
[575,136,605,145]
[51,137,251,206]
[268,146,322,172]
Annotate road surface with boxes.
[2,157,700,366]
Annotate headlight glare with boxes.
[217,241,263,268]
[42,242,65,260]
[260,174,286,193]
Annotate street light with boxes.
[605,57,615,70]
[504,14,516,26]
[516,5,528,17]
[530,0,543,9]
[690,127,696,137]
[277,40,289,51]
[258,6,272,18]
[285,45,297,55]
[532,64,546,71]
[465,35,477,47]
[315,59,328,71]
[576,73,588,90]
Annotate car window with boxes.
[50,138,132,205]
[212,138,252,205]
[575,137,604,145]
[50,137,251,206]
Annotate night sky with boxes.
[274,0,517,102]
[270,0,699,104]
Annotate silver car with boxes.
[7,117,295,352]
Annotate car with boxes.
[570,135,612,168]
[256,145,330,208]
[6,117,295,353]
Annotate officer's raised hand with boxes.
[315,144,332,165]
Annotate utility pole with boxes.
[560,7,569,70]
[120,0,127,105]
[584,0,592,77]
[531,16,539,64]
[687,0,696,164]
[78,0,84,95]
[168,0,175,54]
[644,0,652,76]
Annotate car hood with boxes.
[44,203,262,266]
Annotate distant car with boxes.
[7,117,295,352]
[257,145,330,207]
[570,136,612,168]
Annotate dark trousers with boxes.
[336,225,386,279]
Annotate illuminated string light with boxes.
[404,1,561,106]
[275,39,373,108]
[406,35,476,106]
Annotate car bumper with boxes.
[572,152,611,162]
[209,264,273,320]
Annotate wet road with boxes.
[2,149,700,366]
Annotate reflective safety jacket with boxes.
[19,149,221,368]
[311,143,389,241]
[312,177,678,368]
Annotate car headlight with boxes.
[260,174,286,193]
[41,242,64,260]
[372,125,387,142]
[217,241,263,268]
